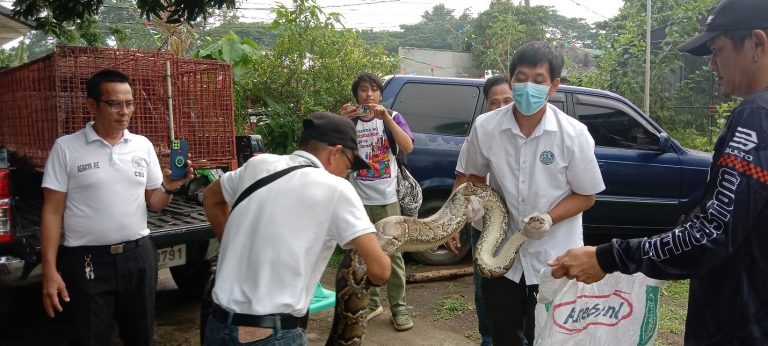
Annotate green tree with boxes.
[0,41,28,67]
[468,1,549,73]
[195,0,399,153]
[21,0,164,60]
[10,0,235,38]
[356,29,401,53]
[398,4,473,51]
[547,13,598,48]
[569,0,724,150]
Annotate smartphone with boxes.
[356,105,371,117]
[170,139,189,180]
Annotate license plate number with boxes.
[157,244,186,269]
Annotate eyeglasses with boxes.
[95,99,136,111]
[342,149,355,169]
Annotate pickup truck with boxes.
[0,46,247,312]
[380,75,712,265]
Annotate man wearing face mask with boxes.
[457,41,605,346]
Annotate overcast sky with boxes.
[237,0,624,31]
[1,0,624,47]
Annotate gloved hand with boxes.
[521,212,552,240]
[465,195,485,223]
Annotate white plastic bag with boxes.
[534,268,665,346]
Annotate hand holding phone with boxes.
[170,140,189,180]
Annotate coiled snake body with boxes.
[326,182,526,345]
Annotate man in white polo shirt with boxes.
[202,112,391,346]
[40,69,193,345]
[453,41,605,346]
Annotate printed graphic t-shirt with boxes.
[349,111,413,205]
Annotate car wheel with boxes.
[169,241,212,298]
[409,197,471,265]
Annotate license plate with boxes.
[157,244,186,269]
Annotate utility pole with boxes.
[644,0,651,114]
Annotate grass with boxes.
[433,294,472,320]
[327,246,344,268]
[654,280,689,346]
[464,330,481,343]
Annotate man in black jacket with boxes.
[548,0,768,344]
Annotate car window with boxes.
[575,94,659,151]
[549,92,565,112]
[392,83,480,136]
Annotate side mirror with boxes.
[658,132,671,152]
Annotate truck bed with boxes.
[14,197,213,248]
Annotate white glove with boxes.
[521,212,552,240]
[465,195,485,223]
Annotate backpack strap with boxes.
[230,164,312,212]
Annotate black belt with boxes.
[65,236,148,255]
[211,303,307,330]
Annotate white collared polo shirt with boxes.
[462,103,605,285]
[213,151,375,317]
[42,122,163,246]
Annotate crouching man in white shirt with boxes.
[203,112,391,346]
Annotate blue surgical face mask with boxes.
[511,82,551,116]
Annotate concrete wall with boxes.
[399,47,482,78]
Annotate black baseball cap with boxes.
[301,112,370,171]
[679,0,768,56]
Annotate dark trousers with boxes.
[470,227,492,346]
[60,237,158,346]
[481,274,538,346]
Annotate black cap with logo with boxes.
[679,0,768,56]
[301,112,370,171]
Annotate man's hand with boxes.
[521,212,552,240]
[162,159,194,192]
[370,104,390,121]
[548,246,607,284]
[444,233,461,255]
[338,103,358,119]
[42,269,69,318]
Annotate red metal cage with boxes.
[0,45,236,170]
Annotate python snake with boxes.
[326,182,527,345]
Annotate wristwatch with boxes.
[161,183,180,195]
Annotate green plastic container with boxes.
[309,283,335,314]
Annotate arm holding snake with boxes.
[347,233,391,286]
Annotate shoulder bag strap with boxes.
[230,164,312,212]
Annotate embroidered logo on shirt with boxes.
[132,156,147,170]
[132,156,148,178]
[539,151,555,165]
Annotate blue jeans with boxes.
[204,315,306,346]
[471,227,493,346]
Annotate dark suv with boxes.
[380,75,712,265]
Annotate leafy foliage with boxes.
[397,4,473,51]
[467,2,549,73]
[10,0,235,37]
[0,41,28,68]
[548,13,599,49]
[194,0,399,154]
[569,0,726,150]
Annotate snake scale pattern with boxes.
[326,182,526,345]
